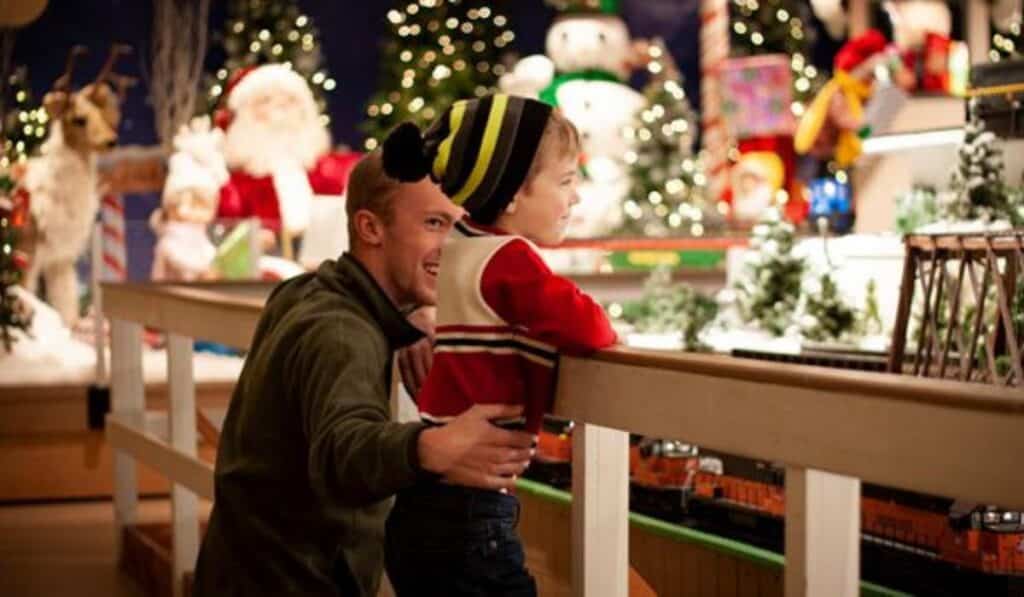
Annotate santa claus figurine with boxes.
[214,64,360,248]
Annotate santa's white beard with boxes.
[223,108,330,176]
[223,107,330,235]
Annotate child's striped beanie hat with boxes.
[381,93,553,224]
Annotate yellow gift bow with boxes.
[794,69,872,168]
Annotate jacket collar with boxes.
[317,253,424,350]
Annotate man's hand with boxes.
[417,404,536,492]
[398,307,435,397]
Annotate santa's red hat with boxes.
[214,64,315,130]
[834,29,889,72]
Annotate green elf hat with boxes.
[545,0,621,14]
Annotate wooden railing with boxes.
[103,282,1024,597]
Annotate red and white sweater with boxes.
[416,219,617,432]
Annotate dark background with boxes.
[11,0,718,147]
[10,0,837,279]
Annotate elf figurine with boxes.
[795,30,897,168]
[151,116,227,281]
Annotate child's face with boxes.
[502,153,580,245]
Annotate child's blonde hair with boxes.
[524,109,581,188]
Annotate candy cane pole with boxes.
[92,192,126,385]
[100,193,127,282]
[700,0,731,204]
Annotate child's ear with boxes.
[504,199,518,215]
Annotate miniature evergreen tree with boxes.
[798,271,858,342]
[894,185,939,234]
[616,266,718,350]
[733,208,806,336]
[942,99,1008,223]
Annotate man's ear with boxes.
[352,209,386,247]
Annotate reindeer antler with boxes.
[90,43,133,99]
[52,45,88,93]
[108,74,139,102]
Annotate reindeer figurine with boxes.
[20,44,134,326]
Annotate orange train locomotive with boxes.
[529,418,1024,583]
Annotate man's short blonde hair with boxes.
[346,151,401,241]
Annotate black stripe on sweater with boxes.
[434,337,557,364]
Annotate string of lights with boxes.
[1,67,48,170]
[621,43,713,237]
[729,0,823,118]
[361,0,513,150]
[991,19,1021,62]
[0,173,30,351]
[202,0,333,125]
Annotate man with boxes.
[192,152,536,597]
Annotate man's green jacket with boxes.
[192,253,431,596]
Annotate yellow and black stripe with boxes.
[427,94,553,224]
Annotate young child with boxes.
[380,93,617,596]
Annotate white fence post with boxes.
[785,467,861,597]
[571,423,629,597]
[110,318,144,553]
[167,333,200,597]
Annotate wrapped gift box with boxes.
[720,54,795,140]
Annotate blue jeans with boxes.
[385,482,537,597]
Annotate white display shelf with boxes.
[853,93,1024,234]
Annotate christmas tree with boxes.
[360,0,514,150]
[201,0,332,120]
[797,271,857,342]
[615,265,718,350]
[729,0,824,111]
[991,19,1021,61]
[620,42,710,237]
[733,208,806,336]
[1,67,49,169]
[941,99,1010,223]
[0,174,31,352]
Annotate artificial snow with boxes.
[0,287,244,387]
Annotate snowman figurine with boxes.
[500,0,645,238]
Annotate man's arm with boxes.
[295,316,430,507]
[295,315,535,503]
